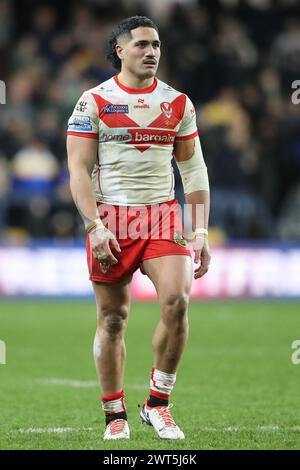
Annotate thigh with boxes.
[141,255,193,301]
[92,275,132,320]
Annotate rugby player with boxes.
[67,15,210,440]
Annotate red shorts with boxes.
[86,199,191,283]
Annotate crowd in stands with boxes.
[0,0,299,241]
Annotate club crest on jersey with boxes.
[160,102,173,119]
[104,104,129,114]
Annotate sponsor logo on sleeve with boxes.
[104,104,129,114]
[75,100,88,112]
[68,115,92,132]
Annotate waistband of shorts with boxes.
[96,199,179,210]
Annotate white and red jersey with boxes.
[67,74,198,205]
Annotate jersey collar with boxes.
[114,74,157,94]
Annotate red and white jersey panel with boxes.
[67,75,198,205]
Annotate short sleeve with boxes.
[175,95,198,141]
[67,93,99,139]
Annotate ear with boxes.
[115,44,124,60]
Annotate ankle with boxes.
[105,411,127,425]
[147,395,168,408]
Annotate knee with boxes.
[162,293,189,326]
[100,304,129,339]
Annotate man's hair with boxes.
[106,16,159,70]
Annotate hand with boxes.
[90,227,121,273]
[193,238,211,280]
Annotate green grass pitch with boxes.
[0,300,299,450]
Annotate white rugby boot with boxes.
[103,419,130,440]
[140,402,185,439]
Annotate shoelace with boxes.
[156,405,176,428]
[109,419,126,434]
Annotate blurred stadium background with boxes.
[1,0,300,451]
[0,0,300,298]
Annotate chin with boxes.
[140,70,156,79]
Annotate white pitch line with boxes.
[36,378,98,388]
[127,384,148,390]
[15,425,300,435]
[18,427,94,434]
[36,378,147,390]
[202,426,300,432]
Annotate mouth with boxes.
[143,61,157,67]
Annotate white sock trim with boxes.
[102,397,126,414]
[150,368,176,397]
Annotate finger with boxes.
[194,259,210,279]
[194,264,202,277]
[194,250,200,264]
[110,237,121,253]
[93,248,113,267]
[94,250,107,263]
[195,265,208,278]
[102,243,118,264]
[194,267,207,279]
[93,250,106,262]
[100,264,109,273]
[105,253,118,265]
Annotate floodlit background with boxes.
[0,0,300,451]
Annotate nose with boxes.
[145,45,156,57]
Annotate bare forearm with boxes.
[70,169,99,228]
[185,190,210,231]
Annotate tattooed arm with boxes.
[67,135,99,228]
[67,135,120,271]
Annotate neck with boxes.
[117,70,155,89]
